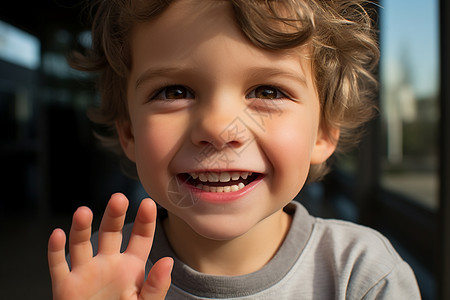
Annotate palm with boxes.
[48,193,172,300]
[53,253,145,299]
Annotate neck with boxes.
[163,210,292,276]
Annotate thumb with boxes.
[140,257,173,300]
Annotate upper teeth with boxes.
[189,171,252,183]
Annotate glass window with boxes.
[379,0,440,211]
[0,20,40,70]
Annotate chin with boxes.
[185,214,258,241]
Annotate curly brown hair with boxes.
[71,0,379,182]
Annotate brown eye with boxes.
[254,86,277,99]
[247,85,288,100]
[165,86,188,99]
[151,85,194,100]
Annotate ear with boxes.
[115,119,136,162]
[310,126,340,165]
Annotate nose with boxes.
[190,101,253,151]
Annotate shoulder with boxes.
[309,217,403,277]
[287,201,402,268]
[288,201,401,266]
[313,218,400,261]
[303,217,421,299]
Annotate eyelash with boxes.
[246,85,291,100]
[149,85,195,101]
[148,85,291,101]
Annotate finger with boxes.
[126,198,157,261]
[98,193,129,255]
[139,257,173,300]
[48,228,70,281]
[69,206,94,268]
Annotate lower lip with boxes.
[183,175,264,204]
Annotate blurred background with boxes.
[0,1,449,299]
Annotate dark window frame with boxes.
[356,1,449,299]
[438,1,450,299]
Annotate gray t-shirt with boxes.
[95,201,421,299]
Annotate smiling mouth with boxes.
[178,171,260,192]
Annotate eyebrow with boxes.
[135,66,187,90]
[134,65,309,90]
[245,67,308,87]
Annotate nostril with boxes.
[225,140,241,148]
[198,140,222,150]
[191,115,253,150]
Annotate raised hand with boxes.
[48,193,173,300]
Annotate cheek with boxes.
[135,125,173,164]
[266,113,317,154]
[262,115,318,185]
[133,117,184,194]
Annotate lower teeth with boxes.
[196,182,245,192]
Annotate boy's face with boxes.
[118,0,337,240]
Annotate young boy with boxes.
[48,0,421,299]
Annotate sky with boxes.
[379,0,439,98]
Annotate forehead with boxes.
[128,0,312,83]
[130,0,244,60]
